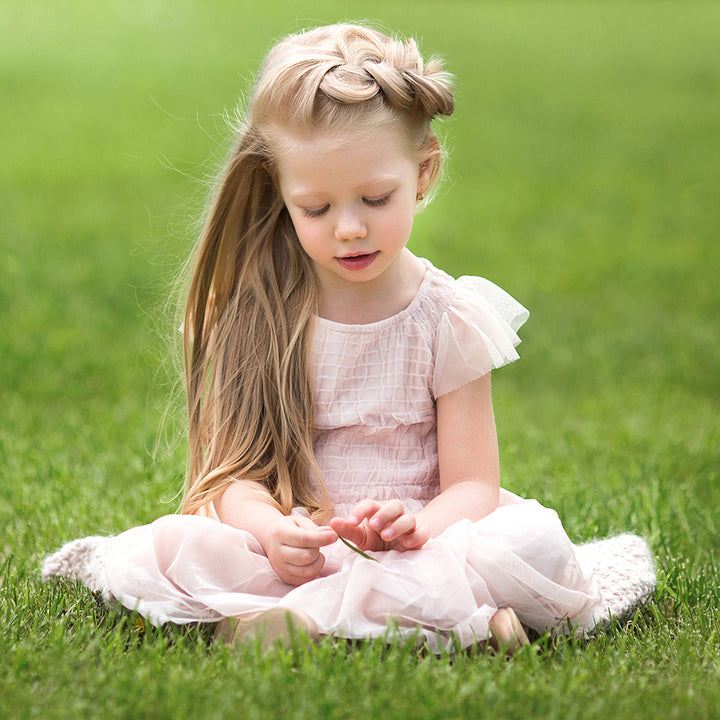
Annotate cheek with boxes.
[289,215,322,255]
[287,210,311,239]
[382,206,415,242]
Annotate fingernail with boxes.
[381,529,393,540]
[347,515,358,524]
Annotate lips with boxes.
[336,251,379,271]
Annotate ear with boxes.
[418,158,432,188]
[417,158,439,201]
[417,138,441,197]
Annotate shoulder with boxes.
[415,258,529,331]
[411,258,462,319]
[422,260,530,397]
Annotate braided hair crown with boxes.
[251,24,455,129]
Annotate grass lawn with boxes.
[1,1,718,718]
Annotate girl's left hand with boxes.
[330,499,429,553]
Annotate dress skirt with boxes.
[58,490,614,650]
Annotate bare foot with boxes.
[214,608,320,652]
[488,608,530,655]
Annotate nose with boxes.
[334,207,367,241]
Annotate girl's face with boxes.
[276,124,429,296]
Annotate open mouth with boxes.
[336,251,379,271]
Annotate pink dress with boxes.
[43,259,653,649]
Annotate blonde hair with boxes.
[180,23,455,518]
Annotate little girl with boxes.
[43,23,655,652]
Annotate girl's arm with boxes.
[330,373,500,551]
[415,370,500,535]
[216,481,337,585]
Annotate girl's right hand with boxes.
[330,499,429,553]
[265,515,337,586]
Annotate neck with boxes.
[317,250,425,324]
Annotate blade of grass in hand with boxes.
[336,533,379,562]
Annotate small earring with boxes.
[416,187,425,202]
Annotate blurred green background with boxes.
[0,2,718,716]
[1,0,717,543]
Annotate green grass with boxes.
[1,1,719,718]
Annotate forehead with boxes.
[274,125,417,191]
[270,110,416,152]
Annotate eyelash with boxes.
[364,194,392,208]
[302,194,392,218]
[303,206,329,218]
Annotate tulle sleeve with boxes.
[432,276,530,398]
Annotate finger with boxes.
[293,515,338,546]
[397,526,429,550]
[293,514,321,530]
[305,528,338,548]
[279,553,326,585]
[277,518,337,549]
[367,499,406,533]
[280,544,325,569]
[329,517,358,534]
[289,551,326,578]
[378,513,417,542]
[290,529,337,549]
[344,499,384,525]
[329,517,366,547]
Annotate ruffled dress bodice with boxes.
[310,258,529,515]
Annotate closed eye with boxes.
[363,193,392,208]
[302,205,330,218]
[300,192,392,217]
